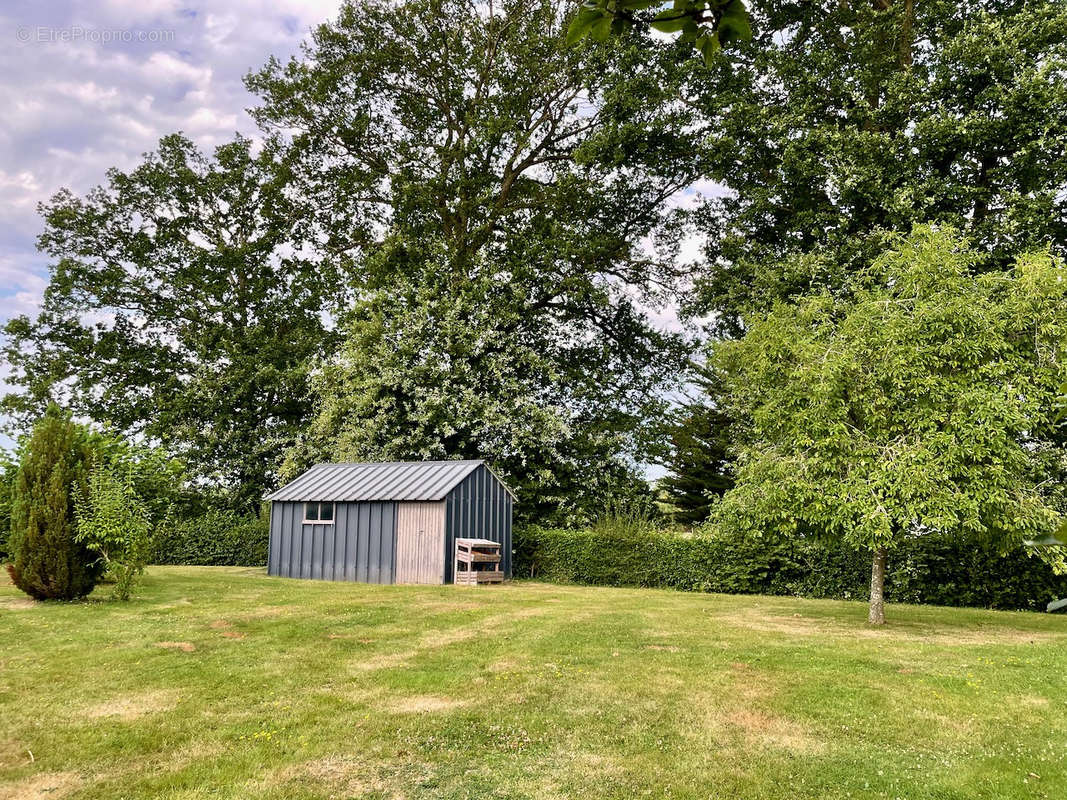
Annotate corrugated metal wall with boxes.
[268,501,397,583]
[395,501,446,584]
[443,465,513,583]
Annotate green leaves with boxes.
[568,0,750,63]
[715,0,751,45]
[566,5,610,44]
[650,10,692,34]
[3,134,341,510]
[689,2,1067,335]
[714,228,1067,566]
[695,32,721,65]
[74,462,152,601]
[252,0,691,526]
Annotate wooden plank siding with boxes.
[395,501,446,584]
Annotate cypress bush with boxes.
[150,509,268,566]
[7,407,102,600]
[514,526,1067,612]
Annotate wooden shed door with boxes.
[395,501,446,584]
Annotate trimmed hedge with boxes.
[151,510,268,567]
[514,526,1067,611]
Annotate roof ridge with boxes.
[312,459,485,468]
[263,459,509,502]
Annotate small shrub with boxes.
[514,526,1067,611]
[589,498,660,538]
[151,509,268,566]
[7,407,102,600]
[74,463,152,601]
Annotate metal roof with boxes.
[265,460,513,502]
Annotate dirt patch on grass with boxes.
[0,771,82,800]
[724,708,827,754]
[156,597,193,609]
[208,620,245,640]
[352,652,409,671]
[717,608,1063,646]
[0,740,32,769]
[389,695,467,714]
[0,596,36,610]
[82,689,178,721]
[280,756,426,799]
[1016,694,1050,708]
[155,641,196,653]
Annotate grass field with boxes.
[1,567,1066,800]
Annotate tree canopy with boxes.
[713,227,1067,622]
[680,0,1067,331]
[251,0,696,520]
[2,134,346,509]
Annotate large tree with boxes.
[680,0,1067,331]
[655,0,1067,510]
[713,228,1067,624]
[252,0,698,521]
[2,135,346,509]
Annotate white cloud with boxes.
[0,0,346,327]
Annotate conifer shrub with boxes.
[7,407,102,600]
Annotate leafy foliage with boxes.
[568,0,752,65]
[0,445,23,561]
[1,134,344,510]
[589,496,661,537]
[252,0,695,524]
[515,526,1067,611]
[7,407,101,600]
[74,464,152,601]
[682,1,1067,331]
[150,510,268,567]
[712,228,1067,617]
[83,432,186,524]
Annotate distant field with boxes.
[1,567,1066,799]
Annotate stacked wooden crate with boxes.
[453,538,504,585]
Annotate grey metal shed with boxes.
[264,460,515,584]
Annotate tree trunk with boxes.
[868,547,887,625]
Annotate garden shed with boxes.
[265,460,515,585]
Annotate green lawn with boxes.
[1,567,1066,799]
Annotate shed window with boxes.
[303,502,334,524]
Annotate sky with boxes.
[0,0,346,326]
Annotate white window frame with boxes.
[303,501,335,525]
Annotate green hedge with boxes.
[151,510,268,566]
[514,527,1067,611]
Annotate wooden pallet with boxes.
[454,538,504,585]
